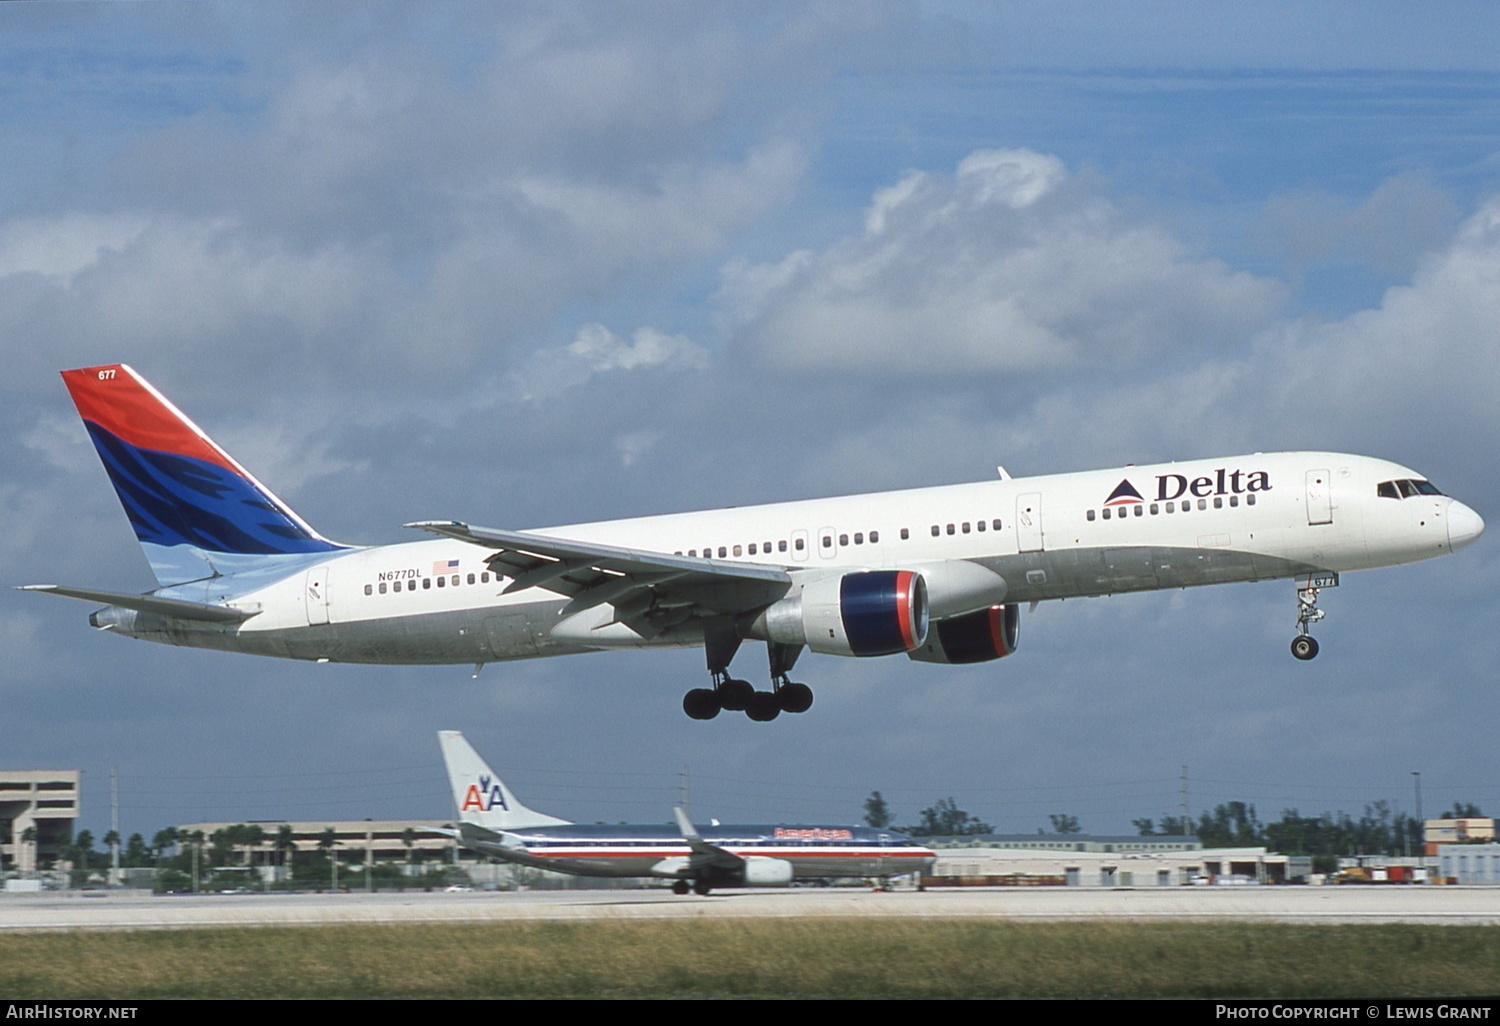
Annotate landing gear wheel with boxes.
[776,681,813,714]
[683,688,721,720]
[693,881,712,896]
[717,678,753,712]
[745,691,782,721]
[672,880,690,895]
[1290,635,1320,661]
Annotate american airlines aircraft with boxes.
[24,364,1485,721]
[431,731,936,894]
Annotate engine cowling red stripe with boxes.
[896,571,916,650]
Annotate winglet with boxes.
[674,806,702,844]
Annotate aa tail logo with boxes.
[460,774,509,813]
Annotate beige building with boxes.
[0,771,80,874]
[1424,817,1495,855]
[175,819,456,865]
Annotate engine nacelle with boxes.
[751,571,929,657]
[740,856,795,887]
[907,604,1019,664]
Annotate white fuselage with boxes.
[103,451,1482,665]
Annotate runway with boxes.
[3,885,1500,932]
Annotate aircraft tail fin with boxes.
[438,731,570,831]
[60,364,346,586]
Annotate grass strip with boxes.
[3,919,1499,999]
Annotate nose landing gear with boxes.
[1290,577,1331,661]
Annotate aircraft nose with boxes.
[1447,500,1485,552]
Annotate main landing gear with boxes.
[1290,582,1326,661]
[682,629,814,722]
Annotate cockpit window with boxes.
[1379,478,1443,499]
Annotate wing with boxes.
[674,807,744,872]
[405,521,792,638]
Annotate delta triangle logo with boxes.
[1104,480,1144,507]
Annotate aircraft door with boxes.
[304,566,330,626]
[1016,493,1044,553]
[1306,469,1333,526]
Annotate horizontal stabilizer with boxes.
[17,585,258,623]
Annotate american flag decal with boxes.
[432,559,460,575]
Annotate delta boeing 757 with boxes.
[431,731,936,894]
[23,364,1484,721]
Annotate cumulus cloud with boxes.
[512,322,709,401]
[723,148,1284,376]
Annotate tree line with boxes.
[863,791,1485,862]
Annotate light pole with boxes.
[1412,772,1424,863]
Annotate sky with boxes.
[3,2,1499,843]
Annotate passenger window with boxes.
[1133,505,1143,517]
[1246,494,1256,506]
[1150,504,1159,515]
[1086,509,1096,521]
[1103,508,1111,520]
[379,582,387,594]
[931,525,940,537]
[481,572,490,583]
[946,524,955,535]
[838,534,848,546]
[779,540,788,553]
[976,520,986,532]
[1213,497,1223,509]
[1166,501,1175,513]
[1197,499,1207,510]
[1229,495,1238,507]
[794,538,804,551]
[822,536,832,548]
[437,577,445,588]
[961,522,970,534]
[853,533,863,545]
[467,573,476,584]
[718,546,727,558]
[748,543,757,555]
[870,530,879,543]
[900,528,909,540]
[733,545,742,557]
[364,584,373,596]
[422,578,431,589]
[992,519,1002,531]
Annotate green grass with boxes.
[2,920,1499,999]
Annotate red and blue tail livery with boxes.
[61,364,344,585]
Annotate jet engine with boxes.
[739,856,795,887]
[749,570,929,657]
[907,603,1019,664]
